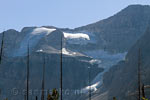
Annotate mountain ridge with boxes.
[0,4,150,100]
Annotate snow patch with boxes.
[89,59,102,65]
[82,82,99,93]
[63,32,90,40]
[62,48,76,56]
[36,49,44,52]
[63,32,96,45]
[31,27,56,35]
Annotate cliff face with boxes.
[91,26,150,100]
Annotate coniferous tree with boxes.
[113,97,116,100]
[47,93,53,100]
[47,89,59,100]
[52,88,59,100]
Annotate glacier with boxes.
[82,50,127,93]
[13,27,56,56]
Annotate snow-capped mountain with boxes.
[0,4,150,100]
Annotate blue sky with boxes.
[0,0,150,32]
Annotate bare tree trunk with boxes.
[60,34,63,100]
[89,67,91,100]
[142,84,145,98]
[27,43,30,100]
[138,48,141,100]
[24,94,26,100]
[36,96,38,100]
[0,31,5,64]
[41,55,45,100]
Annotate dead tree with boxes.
[142,84,145,98]
[41,54,45,100]
[60,33,63,100]
[0,31,5,64]
[88,67,91,100]
[138,48,141,100]
[26,43,30,100]
[36,96,38,100]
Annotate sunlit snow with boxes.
[13,27,56,56]
[31,27,56,35]
[63,32,90,40]
[82,82,100,93]
[62,48,76,56]
[63,32,94,45]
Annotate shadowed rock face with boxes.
[90,25,150,100]
[74,5,150,100]
[0,52,103,100]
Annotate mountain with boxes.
[0,27,104,100]
[60,5,150,53]
[89,19,150,100]
[0,4,150,100]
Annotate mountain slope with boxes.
[91,25,150,100]
[71,5,150,53]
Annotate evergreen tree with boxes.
[47,93,53,100]
[113,97,116,100]
[47,89,59,100]
[52,88,59,100]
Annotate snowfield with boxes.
[13,27,56,56]
[31,27,56,35]
[63,32,96,45]
[63,32,90,40]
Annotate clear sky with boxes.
[0,0,150,32]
